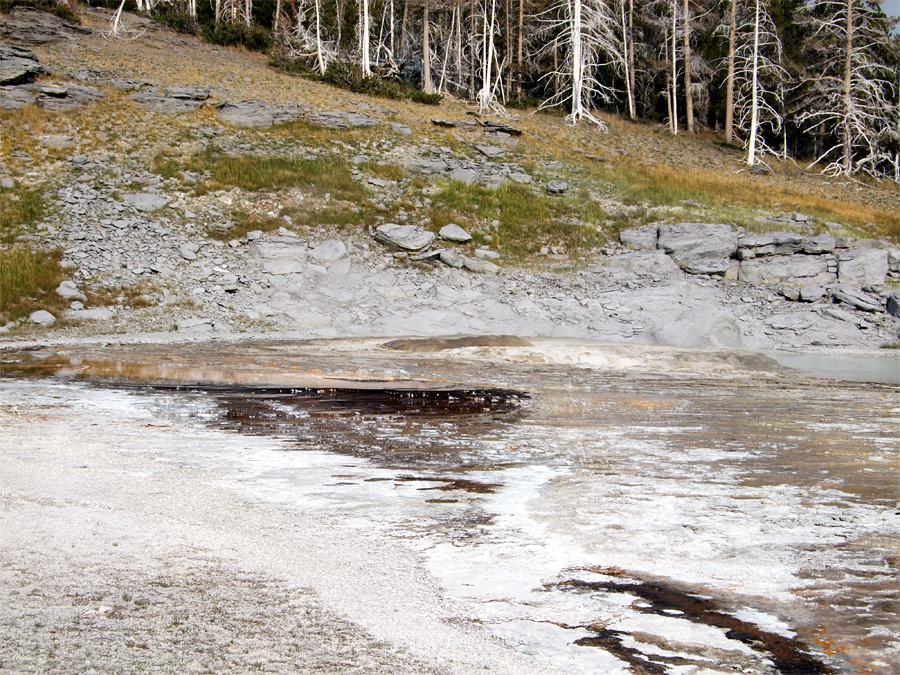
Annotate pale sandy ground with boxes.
[0,378,569,674]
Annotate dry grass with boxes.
[0,246,64,322]
[609,162,900,239]
[0,104,48,162]
[86,281,155,309]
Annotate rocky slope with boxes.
[1,5,898,354]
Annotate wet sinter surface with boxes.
[1,338,898,674]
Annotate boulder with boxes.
[28,309,55,325]
[70,307,113,321]
[390,122,412,136]
[309,240,348,264]
[657,222,737,275]
[307,110,379,129]
[448,168,478,185]
[837,248,889,287]
[619,225,659,251]
[0,44,47,85]
[832,286,885,313]
[475,143,506,158]
[0,86,35,110]
[122,192,170,212]
[216,100,305,127]
[163,86,209,100]
[176,318,213,333]
[736,231,804,259]
[463,257,500,274]
[35,83,103,111]
[886,290,900,318]
[802,233,836,255]
[474,248,500,261]
[129,91,205,114]
[508,172,532,184]
[600,250,682,279]
[738,256,835,286]
[55,280,86,302]
[545,180,568,195]
[799,286,827,303]
[0,7,90,47]
[374,223,435,252]
[439,249,466,268]
[889,250,900,274]
[178,243,199,261]
[439,223,472,243]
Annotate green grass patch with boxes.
[151,153,186,180]
[190,151,366,200]
[0,184,46,243]
[0,246,64,322]
[361,161,407,181]
[428,182,606,261]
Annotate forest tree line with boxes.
[94,0,900,178]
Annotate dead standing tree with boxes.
[536,0,624,127]
[798,0,896,177]
[732,0,788,166]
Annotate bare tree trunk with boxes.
[724,0,737,143]
[315,0,326,73]
[389,0,395,56]
[621,0,634,119]
[671,9,678,134]
[423,2,433,93]
[361,0,372,75]
[400,0,409,59]
[553,35,559,96]
[505,0,512,100]
[469,0,476,98]
[274,0,282,31]
[746,0,760,166]
[842,0,854,173]
[516,0,524,98]
[456,5,463,87]
[628,0,634,116]
[682,0,693,133]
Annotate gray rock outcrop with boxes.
[832,286,885,313]
[0,7,90,47]
[439,224,472,243]
[738,256,834,286]
[837,248,889,287]
[216,100,305,127]
[307,110,379,129]
[737,231,804,259]
[374,224,435,252]
[0,44,47,85]
[619,225,658,251]
[658,223,737,275]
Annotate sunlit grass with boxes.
[0,247,64,322]
[428,182,606,260]
[0,184,47,243]
[586,161,900,240]
[189,151,367,201]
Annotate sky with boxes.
[884,0,900,19]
